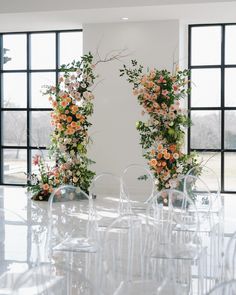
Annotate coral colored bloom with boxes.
[157,144,163,151]
[42,183,49,191]
[61,100,68,108]
[149,158,158,167]
[52,101,58,108]
[157,153,162,159]
[71,121,77,128]
[161,161,167,167]
[67,116,73,123]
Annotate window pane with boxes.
[225,25,236,65]
[191,26,221,66]
[30,111,53,147]
[225,111,236,149]
[3,34,26,70]
[3,149,27,184]
[197,152,221,190]
[3,111,27,146]
[225,68,236,107]
[225,153,236,191]
[191,69,221,107]
[31,72,55,108]
[191,111,221,149]
[30,33,56,69]
[59,32,83,66]
[3,73,27,108]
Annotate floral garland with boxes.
[120,60,199,204]
[28,53,96,201]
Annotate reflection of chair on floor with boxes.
[225,230,236,281]
[206,279,236,295]
[12,264,99,295]
[101,213,178,295]
[121,164,155,212]
[0,208,41,294]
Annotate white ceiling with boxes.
[0,0,235,14]
[0,0,236,32]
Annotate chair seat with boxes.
[113,280,160,295]
[53,237,98,253]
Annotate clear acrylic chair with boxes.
[148,189,205,294]
[121,164,155,212]
[225,231,236,280]
[184,174,224,289]
[206,279,236,295]
[47,185,98,258]
[12,263,100,295]
[101,213,165,295]
[89,173,128,228]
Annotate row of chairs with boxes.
[0,164,228,294]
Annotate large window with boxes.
[189,24,236,192]
[0,30,82,185]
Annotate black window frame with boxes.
[188,23,236,193]
[0,29,82,186]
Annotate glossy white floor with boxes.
[0,186,235,294]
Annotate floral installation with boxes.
[120,60,200,204]
[28,53,96,201]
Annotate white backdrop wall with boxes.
[83,20,180,185]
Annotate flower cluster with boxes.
[120,60,199,203]
[28,53,96,201]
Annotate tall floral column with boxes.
[120,60,199,204]
[28,53,96,200]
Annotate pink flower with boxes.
[32,154,40,166]
[157,76,166,84]
[162,90,169,96]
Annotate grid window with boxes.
[189,24,236,192]
[0,30,83,185]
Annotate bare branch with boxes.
[94,48,131,66]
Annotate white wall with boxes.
[83,20,180,180]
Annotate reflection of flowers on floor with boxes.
[28,53,96,201]
[121,61,199,204]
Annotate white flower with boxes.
[169,179,178,189]
[154,179,159,185]
[176,166,183,173]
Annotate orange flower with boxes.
[169,144,176,152]
[66,97,72,103]
[157,153,162,159]
[52,101,58,108]
[161,161,167,167]
[67,116,72,123]
[70,121,77,128]
[61,100,68,108]
[157,144,163,151]
[42,183,49,191]
[72,105,79,113]
[149,158,157,167]
[76,113,82,119]
[150,149,156,156]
